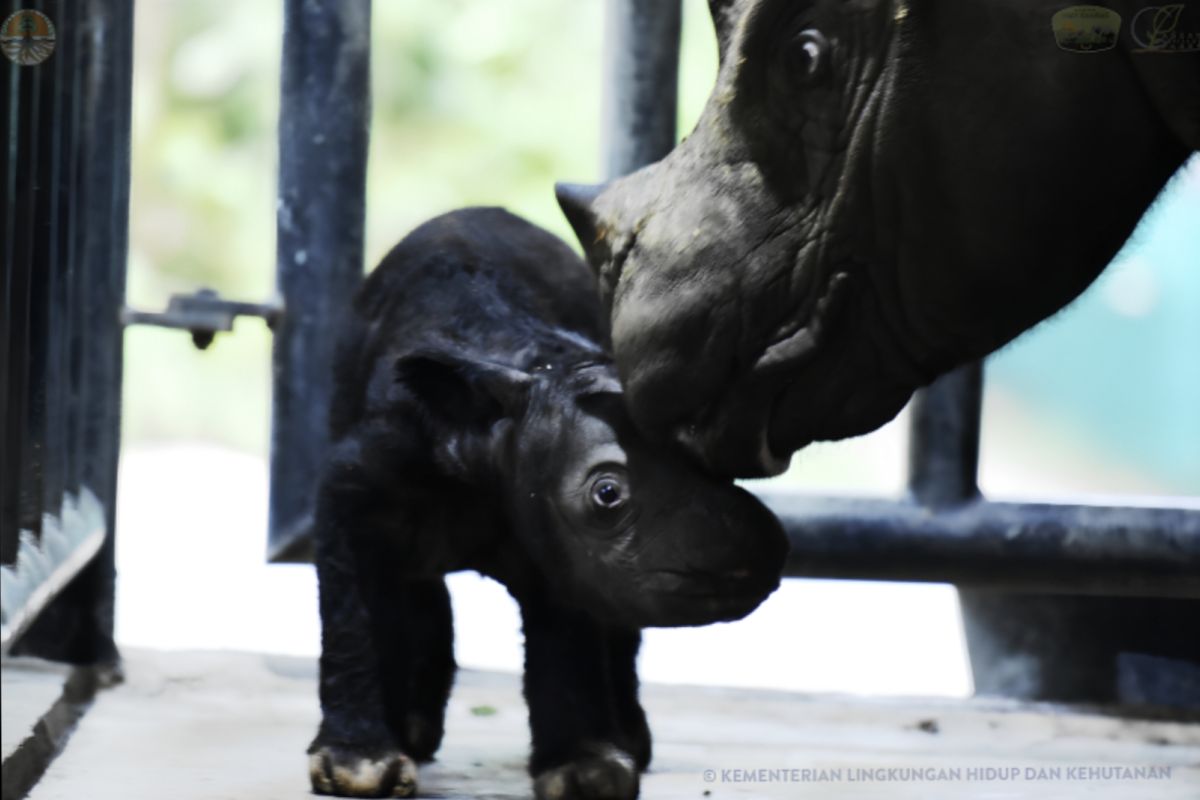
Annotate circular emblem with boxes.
[2,10,56,66]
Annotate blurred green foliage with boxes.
[123,0,716,455]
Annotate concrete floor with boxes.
[1,657,74,769]
[4,648,1197,799]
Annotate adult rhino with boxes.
[557,0,1198,478]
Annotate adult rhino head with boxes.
[558,0,1198,478]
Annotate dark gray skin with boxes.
[557,0,1199,478]
[308,208,786,799]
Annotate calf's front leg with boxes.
[521,594,648,800]
[308,436,454,798]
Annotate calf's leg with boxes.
[381,577,456,761]
[606,628,651,772]
[308,442,454,798]
[521,595,648,800]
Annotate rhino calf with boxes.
[307,208,787,799]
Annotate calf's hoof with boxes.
[534,746,639,800]
[309,744,418,798]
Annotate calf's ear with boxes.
[570,363,622,398]
[393,352,533,423]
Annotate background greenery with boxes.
[123,0,1199,499]
[124,0,715,451]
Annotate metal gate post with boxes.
[600,0,681,181]
[268,0,372,562]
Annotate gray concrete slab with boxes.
[1,657,72,761]
[23,648,1200,799]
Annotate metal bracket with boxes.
[122,288,283,350]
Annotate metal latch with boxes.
[122,288,283,350]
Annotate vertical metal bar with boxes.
[37,0,71,519]
[1,0,22,559]
[91,0,134,663]
[22,0,66,536]
[63,5,86,500]
[600,0,681,180]
[2,1,42,544]
[76,0,121,507]
[906,363,983,509]
[268,0,371,562]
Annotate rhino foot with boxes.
[534,746,639,800]
[308,743,418,798]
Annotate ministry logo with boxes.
[1052,6,1122,52]
[1131,4,1200,51]
[1,9,56,66]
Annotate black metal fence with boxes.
[1,0,132,664]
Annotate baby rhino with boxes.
[308,207,787,799]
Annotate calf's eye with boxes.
[590,477,626,511]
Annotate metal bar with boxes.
[62,6,86,499]
[40,0,73,518]
[268,0,371,562]
[766,492,1200,598]
[122,288,281,351]
[1,1,42,549]
[600,0,681,179]
[907,363,983,508]
[21,0,66,537]
[0,0,21,559]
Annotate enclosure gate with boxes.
[2,0,1198,713]
[2,0,130,666]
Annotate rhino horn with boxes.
[555,181,610,257]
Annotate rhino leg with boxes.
[521,594,648,800]
[308,435,456,797]
[380,577,455,762]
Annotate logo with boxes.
[1052,6,1122,52]
[1,9,56,66]
[1131,4,1200,51]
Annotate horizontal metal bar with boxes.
[122,288,281,350]
[763,492,1200,598]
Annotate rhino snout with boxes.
[628,485,787,627]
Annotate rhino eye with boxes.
[788,29,829,83]
[589,476,627,511]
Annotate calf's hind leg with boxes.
[381,577,456,761]
[521,596,648,800]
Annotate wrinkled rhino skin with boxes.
[558,0,1198,478]
[308,208,787,798]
